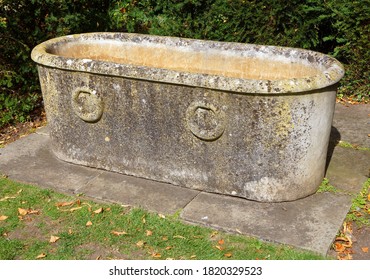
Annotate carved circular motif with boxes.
[186,100,225,141]
[71,87,104,122]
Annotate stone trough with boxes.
[31,32,344,202]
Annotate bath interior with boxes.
[48,40,321,81]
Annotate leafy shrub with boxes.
[325,1,370,100]
[0,0,111,127]
[109,0,369,101]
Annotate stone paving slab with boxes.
[326,145,369,193]
[78,170,200,215]
[0,132,101,194]
[331,103,369,148]
[180,192,352,255]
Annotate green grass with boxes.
[316,178,339,194]
[0,176,326,260]
[346,178,370,227]
[337,140,370,152]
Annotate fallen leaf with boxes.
[49,235,60,243]
[151,253,161,258]
[158,214,165,219]
[28,210,40,215]
[68,206,83,212]
[17,189,23,194]
[224,253,233,258]
[36,253,47,259]
[93,207,103,214]
[68,229,73,235]
[362,247,369,253]
[173,235,186,239]
[368,194,370,201]
[142,215,146,224]
[0,196,17,201]
[146,230,153,236]
[210,231,218,238]
[55,201,75,207]
[111,230,127,236]
[136,240,146,248]
[235,228,242,234]
[334,242,346,252]
[165,246,172,250]
[162,236,168,241]
[86,221,92,227]
[0,215,8,221]
[190,255,197,259]
[335,236,349,242]
[218,239,225,245]
[338,253,353,260]
[192,235,203,239]
[18,208,28,216]
[105,208,111,211]
[215,245,224,251]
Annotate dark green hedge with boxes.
[109,0,369,100]
[1,0,369,127]
[0,0,111,126]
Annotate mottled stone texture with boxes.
[31,33,344,202]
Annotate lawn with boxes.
[0,176,325,260]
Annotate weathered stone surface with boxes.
[31,32,345,202]
[180,191,352,255]
[326,146,370,193]
[0,132,101,193]
[78,171,200,215]
[332,103,369,148]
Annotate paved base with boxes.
[0,103,369,256]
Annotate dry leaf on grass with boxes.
[0,196,17,202]
[158,214,165,219]
[0,215,8,221]
[136,240,146,248]
[93,208,103,214]
[18,208,28,216]
[151,253,161,258]
[224,253,233,258]
[55,201,75,207]
[64,206,83,212]
[173,235,186,239]
[218,239,225,245]
[36,253,47,259]
[215,245,224,251]
[111,230,127,236]
[146,230,153,236]
[86,221,92,227]
[49,235,60,243]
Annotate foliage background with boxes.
[1,0,369,127]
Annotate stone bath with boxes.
[31,32,344,202]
